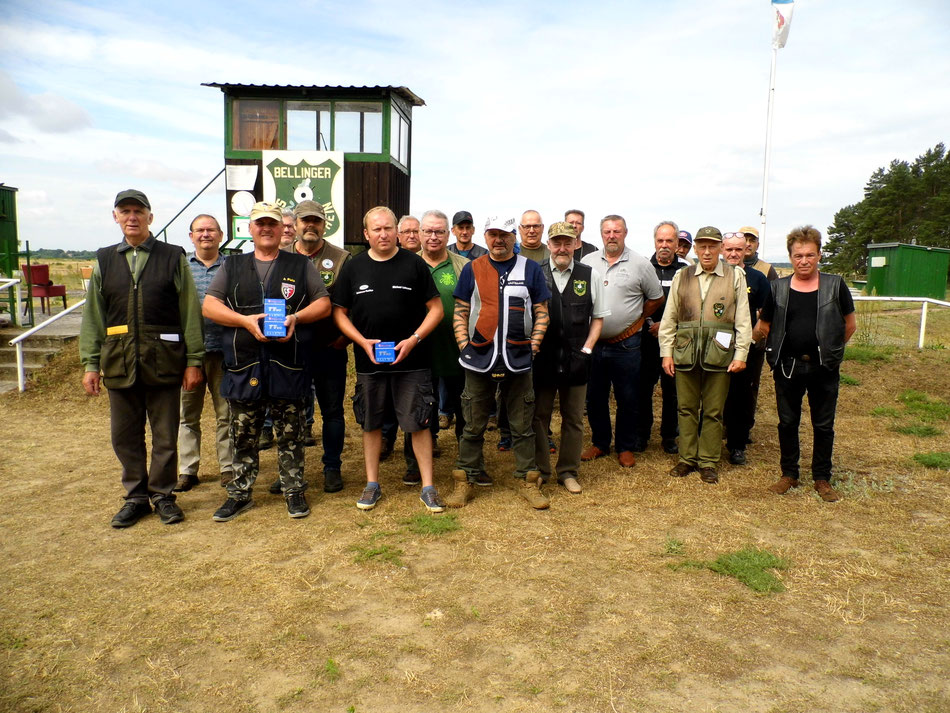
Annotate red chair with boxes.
[21,264,67,315]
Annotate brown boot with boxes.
[519,471,550,510]
[444,469,472,508]
[768,475,800,494]
[814,479,841,502]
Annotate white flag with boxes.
[772,0,795,49]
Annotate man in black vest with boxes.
[532,222,608,493]
[80,189,204,528]
[203,202,331,521]
[754,226,856,501]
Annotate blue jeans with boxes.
[586,332,642,454]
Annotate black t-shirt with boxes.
[760,277,855,359]
[333,248,439,373]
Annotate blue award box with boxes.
[374,341,396,363]
[263,298,287,338]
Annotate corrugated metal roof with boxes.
[201,83,425,106]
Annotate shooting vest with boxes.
[671,264,738,372]
[534,262,593,385]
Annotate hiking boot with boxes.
[581,445,607,461]
[669,462,695,478]
[814,479,841,502]
[445,469,473,508]
[662,438,679,454]
[257,427,274,450]
[356,484,381,510]
[618,451,636,468]
[402,469,422,486]
[472,470,493,487]
[419,488,446,513]
[561,476,582,494]
[519,472,550,510]
[323,469,344,493]
[173,473,199,492]
[154,497,184,525]
[729,449,747,465]
[268,478,283,495]
[111,501,151,528]
[220,472,233,487]
[303,426,316,447]
[286,492,310,518]
[497,437,512,451]
[213,498,253,522]
[768,475,800,494]
[699,467,719,484]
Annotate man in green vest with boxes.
[658,226,752,484]
[80,189,204,528]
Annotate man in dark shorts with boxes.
[755,225,856,501]
[333,206,446,513]
[202,201,331,521]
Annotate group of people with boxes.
[80,190,856,528]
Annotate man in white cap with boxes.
[447,215,552,509]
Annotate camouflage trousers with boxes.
[227,398,307,498]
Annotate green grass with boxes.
[871,406,901,418]
[899,390,950,422]
[663,536,686,556]
[404,512,461,535]
[350,544,405,567]
[840,373,861,386]
[323,658,341,682]
[912,452,950,469]
[892,424,943,437]
[672,547,789,594]
[845,344,896,363]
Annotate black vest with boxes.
[220,251,312,400]
[765,273,847,371]
[96,237,186,389]
[534,262,594,385]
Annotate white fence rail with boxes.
[1,277,23,327]
[8,299,85,392]
[852,295,950,350]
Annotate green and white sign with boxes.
[261,151,345,247]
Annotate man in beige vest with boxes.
[659,227,752,484]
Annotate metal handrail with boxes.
[155,167,225,243]
[1,277,23,327]
[8,299,85,392]
[852,295,950,349]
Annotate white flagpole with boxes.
[759,45,778,254]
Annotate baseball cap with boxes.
[484,216,518,235]
[547,221,577,240]
[114,189,150,209]
[694,226,723,242]
[452,210,474,226]
[294,200,326,220]
[678,230,693,245]
[739,226,759,239]
[249,201,283,222]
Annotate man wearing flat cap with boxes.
[80,189,204,528]
[203,201,331,522]
[659,226,752,484]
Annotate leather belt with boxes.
[602,316,646,344]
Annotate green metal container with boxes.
[865,242,950,300]
[0,184,18,278]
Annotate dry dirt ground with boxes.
[1,336,949,713]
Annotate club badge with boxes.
[573,279,588,297]
[281,282,296,299]
[713,302,725,318]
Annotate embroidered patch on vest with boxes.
[281,282,296,299]
[320,270,334,286]
[573,279,588,296]
[713,302,725,318]
[249,377,259,387]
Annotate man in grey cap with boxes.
[80,189,204,528]
[448,211,488,260]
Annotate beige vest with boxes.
[672,265,738,371]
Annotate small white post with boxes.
[16,341,25,392]
[918,301,928,350]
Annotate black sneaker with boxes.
[662,438,679,454]
[154,497,184,525]
[213,498,253,522]
[402,470,422,486]
[286,492,310,518]
[268,479,283,495]
[111,501,152,528]
[323,469,344,493]
[258,427,274,451]
[729,449,747,465]
[471,470,493,487]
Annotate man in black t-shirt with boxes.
[333,206,446,513]
[754,226,856,502]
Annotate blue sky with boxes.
[1,0,948,259]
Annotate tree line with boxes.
[26,248,98,260]
[824,143,950,276]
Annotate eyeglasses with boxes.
[421,229,447,237]
[520,224,542,230]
